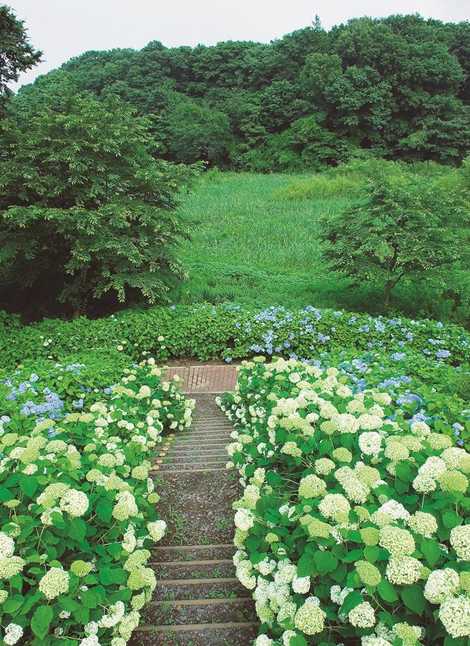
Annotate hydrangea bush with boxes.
[219,358,470,645]
[0,359,194,645]
[1,304,469,369]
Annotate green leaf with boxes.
[0,487,13,502]
[377,580,398,603]
[96,499,113,523]
[401,585,425,615]
[297,553,316,577]
[69,518,87,542]
[442,511,460,529]
[342,549,363,563]
[314,551,338,574]
[421,538,441,567]
[290,636,308,646]
[19,474,38,498]
[31,605,54,640]
[363,546,380,563]
[98,567,127,585]
[3,594,24,613]
[395,461,415,482]
[339,590,363,616]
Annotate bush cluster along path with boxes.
[131,366,258,645]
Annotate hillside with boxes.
[21,14,470,170]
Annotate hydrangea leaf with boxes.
[31,605,54,640]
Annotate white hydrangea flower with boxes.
[84,622,99,635]
[330,585,353,605]
[418,456,446,478]
[59,489,89,517]
[412,473,436,494]
[0,533,14,559]
[318,494,350,520]
[79,637,100,646]
[361,638,392,646]
[438,595,470,638]
[292,575,310,594]
[234,509,254,531]
[147,520,166,542]
[407,511,438,538]
[348,601,376,628]
[275,561,297,585]
[358,414,383,430]
[410,421,431,438]
[386,557,422,585]
[377,500,410,521]
[450,525,470,561]
[282,630,297,646]
[358,432,382,455]
[39,567,69,600]
[294,598,326,635]
[3,624,23,646]
[255,635,273,646]
[98,601,126,628]
[424,569,460,604]
[122,526,136,553]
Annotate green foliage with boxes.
[1,304,469,443]
[0,82,199,317]
[0,358,194,643]
[166,168,470,322]
[0,5,41,112]
[161,95,232,166]
[320,164,470,306]
[220,358,470,644]
[26,13,470,169]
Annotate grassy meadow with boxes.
[173,170,461,320]
[173,172,349,309]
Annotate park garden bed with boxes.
[219,357,470,645]
[0,358,193,645]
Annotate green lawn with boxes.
[171,170,467,322]
[173,172,352,309]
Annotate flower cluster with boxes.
[219,357,470,644]
[0,358,194,644]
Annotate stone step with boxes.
[153,544,236,562]
[171,440,230,447]
[143,597,255,626]
[177,428,232,434]
[154,466,227,475]
[175,428,233,440]
[191,425,231,430]
[167,444,228,453]
[155,577,249,601]
[158,462,228,472]
[133,621,258,646]
[163,454,228,463]
[169,443,228,452]
[152,559,234,579]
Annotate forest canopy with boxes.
[15,13,470,170]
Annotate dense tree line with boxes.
[16,14,470,170]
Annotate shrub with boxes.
[0,358,194,644]
[1,305,469,371]
[320,167,469,307]
[219,358,470,645]
[0,350,134,419]
[0,81,198,317]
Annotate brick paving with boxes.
[165,365,237,393]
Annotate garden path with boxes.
[131,367,257,646]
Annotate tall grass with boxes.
[172,167,468,322]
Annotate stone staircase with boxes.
[132,394,258,645]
